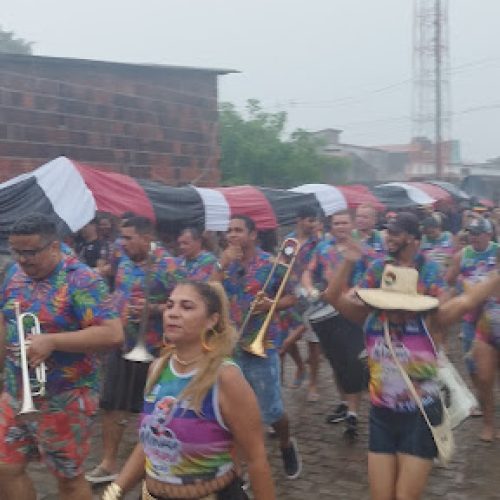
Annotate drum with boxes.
[306,301,338,324]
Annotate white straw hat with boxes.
[356,264,439,312]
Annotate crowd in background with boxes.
[1,197,500,500]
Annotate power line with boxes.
[263,54,500,111]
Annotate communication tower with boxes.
[412,0,451,179]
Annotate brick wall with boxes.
[0,54,227,186]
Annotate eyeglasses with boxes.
[10,241,53,259]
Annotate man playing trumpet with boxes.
[0,213,123,500]
[87,216,181,485]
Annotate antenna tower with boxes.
[412,0,451,179]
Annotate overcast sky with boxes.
[3,0,500,163]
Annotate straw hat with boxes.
[356,264,439,312]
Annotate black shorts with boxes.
[369,401,442,459]
[99,349,151,413]
[310,313,368,394]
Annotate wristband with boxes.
[215,260,225,272]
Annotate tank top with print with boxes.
[459,242,499,323]
[364,312,439,413]
[140,358,235,484]
[421,231,455,269]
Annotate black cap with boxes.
[386,212,421,239]
[467,217,493,234]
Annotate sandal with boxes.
[85,465,118,484]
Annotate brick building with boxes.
[0,53,235,185]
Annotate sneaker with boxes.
[240,471,250,491]
[85,465,118,484]
[343,414,359,443]
[281,437,302,480]
[326,403,348,424]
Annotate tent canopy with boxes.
[0,156,479,253]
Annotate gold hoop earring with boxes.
[201,328,217,352]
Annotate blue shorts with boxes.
[235,350,284,426]
[369,401,442,460]
[461,321,477,375]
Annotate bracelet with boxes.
[215,260,226,272]
[102,482,123,500]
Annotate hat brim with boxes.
[356,289,439,312]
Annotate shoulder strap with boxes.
[383,319,436,432]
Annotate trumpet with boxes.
[123,242,156,363]
[15,301,46,416]
[241,237,300,358]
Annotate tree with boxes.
[0,26,33,55]
[219,99,350,188]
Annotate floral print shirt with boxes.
[1,254,117,397]
[176,250,217,282]
[114,246,182,355]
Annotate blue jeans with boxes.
[235,350,284,425]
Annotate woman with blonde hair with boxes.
[103,280,275,500]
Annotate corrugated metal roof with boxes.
[0,52,239,75]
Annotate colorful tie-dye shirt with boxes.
[364,312,440,412]
[1,255,117,398]
[352,229,386,258]
[308,238,377,290]
[420,231,455,269]
[141,358,234,483]
[359,253,446,299]
[114,246,182,356]
[222,248,293,352]
[458,242,499,324]
[176,250,217,282]
[285,231,320,280]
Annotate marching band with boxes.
[0,205,499,500]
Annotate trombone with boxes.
[241,237,300,358]
[15,301,46,416]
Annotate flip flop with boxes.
[470,407,483,417]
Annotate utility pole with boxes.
[412,0,450,179]
[435,0,442,178]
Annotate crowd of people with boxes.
[0,199,499,499]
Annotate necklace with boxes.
[172,352,203,367]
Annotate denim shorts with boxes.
[369,400,442,460]
[235,350,284,425]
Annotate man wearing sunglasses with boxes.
[0,213,123,500]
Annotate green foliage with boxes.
[219,99,351,188]
[0,26,33,55]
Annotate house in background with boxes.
[312,128,407,182]
[0,53,235,186]
[313,129,468,183]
